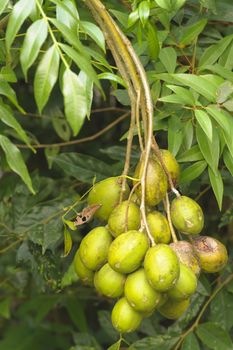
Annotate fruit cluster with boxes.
[74,150,228,333]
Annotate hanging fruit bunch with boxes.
[67,0,228,334]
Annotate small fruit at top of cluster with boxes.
[87,176,130,221]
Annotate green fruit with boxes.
[192,236,228,273]
[171,196,204,235]
[87,177,130,221]
[167,263,197,300]
[144,244,180,292]
[160,149,180,187]
[133,156,167,206]
[158,298,190,319]
[74,250,94,286]
[94,263,125,298]
[125,268,161,313]
[111,297,142,333]
[108,200,141,237]
[79,226,112,271]
[170,241,201,276]
[147,211,171,244]
[108,230,149,274]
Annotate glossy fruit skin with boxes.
[87,177,130,221]
[108,230,149,274]
[111,297,142,333]
[160,149,180,187]
[74,250,94,286]
[79,226,112,271]
[170,241,201,276]
[147,211,171,244]
[124,268,161,313]
[108,200,140,237]
[144,244,180,292]
[158,298,190,319]
[171,196,204,235]
[133,157,167,206]
[167,263,197,300]
[94,263,125,298]
[192,236,228,273]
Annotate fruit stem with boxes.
[151,139,180,198]
[164,193,178,243]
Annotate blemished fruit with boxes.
[108,230,149,273]
[74,250,94,286]
[170,241,201,276]
[171,196,204,235]
[108,200,141,237]
[124,268,161,313]
[111,297,142,333]
[79,226,112,270]
[87,177,130,221]
[192,236,228,273]
[144,244,180,292]
[133,156,167,206]
[160,149,180,187]
[158,298,190,319]
[94,263,125,298]
[147,211,171,244]
[167,263,197,300]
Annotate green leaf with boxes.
[80,21,105,52]
[60,44,101,89]
[138,1,150,26]
[0,81,24,113]
[62,69,88,136]
[63,226,72,257]
[50,153,113,184]
[182,333,200,350]
[179,19,207,46]
[168,116,183,156]
[201,64,233,84]
[0,135,34,194]
[208,167,223,210]
[0,66,17,83]
[107,339,121,350]
[49,18,83,51]
[0,298,11,319]
[159,47,177,73]
[129,335,179,350]
[196,322,233,350]
[159,94,189,104]
[223,99,233,112]
[5,0,35,51]
[171,74,217,101]
[224,148,233,176]
[20,19,48,79]
[0,104,34,151]
[98,72,126,87]
[34,45,60,113]
[196,123,219,173]
[199,34,233,67]
[66,296,88,332]
[210,290,233,331]
[0,0,9,16]
[56,0,79,31]
[146,22,160,60]
[194,109,213,142]
[154,0,172,10]
[180,161,207,184]
[177,145,203,163]
[216,81,233,103]
[167,85,195,105]
[79,71,93,120]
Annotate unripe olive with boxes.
[111,297,142,333]
[79,226,112,271]
[124,268,161,313]
[167,263,197,300]
[108,230,149,274]
[133,156,167,206]
[171,196,204,235]
[87,177,130,221]
[94,263,125,298]
[160,149,180,187]
[144,244,180,292]
[147,211,171,244]
[170,241,201,276]
[74,250,94,286]
[108,201,140,237]
[192,236,228,273]
[158,298,190,319]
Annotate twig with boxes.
[164,193,178,243]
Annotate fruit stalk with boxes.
[164,193,178,243]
